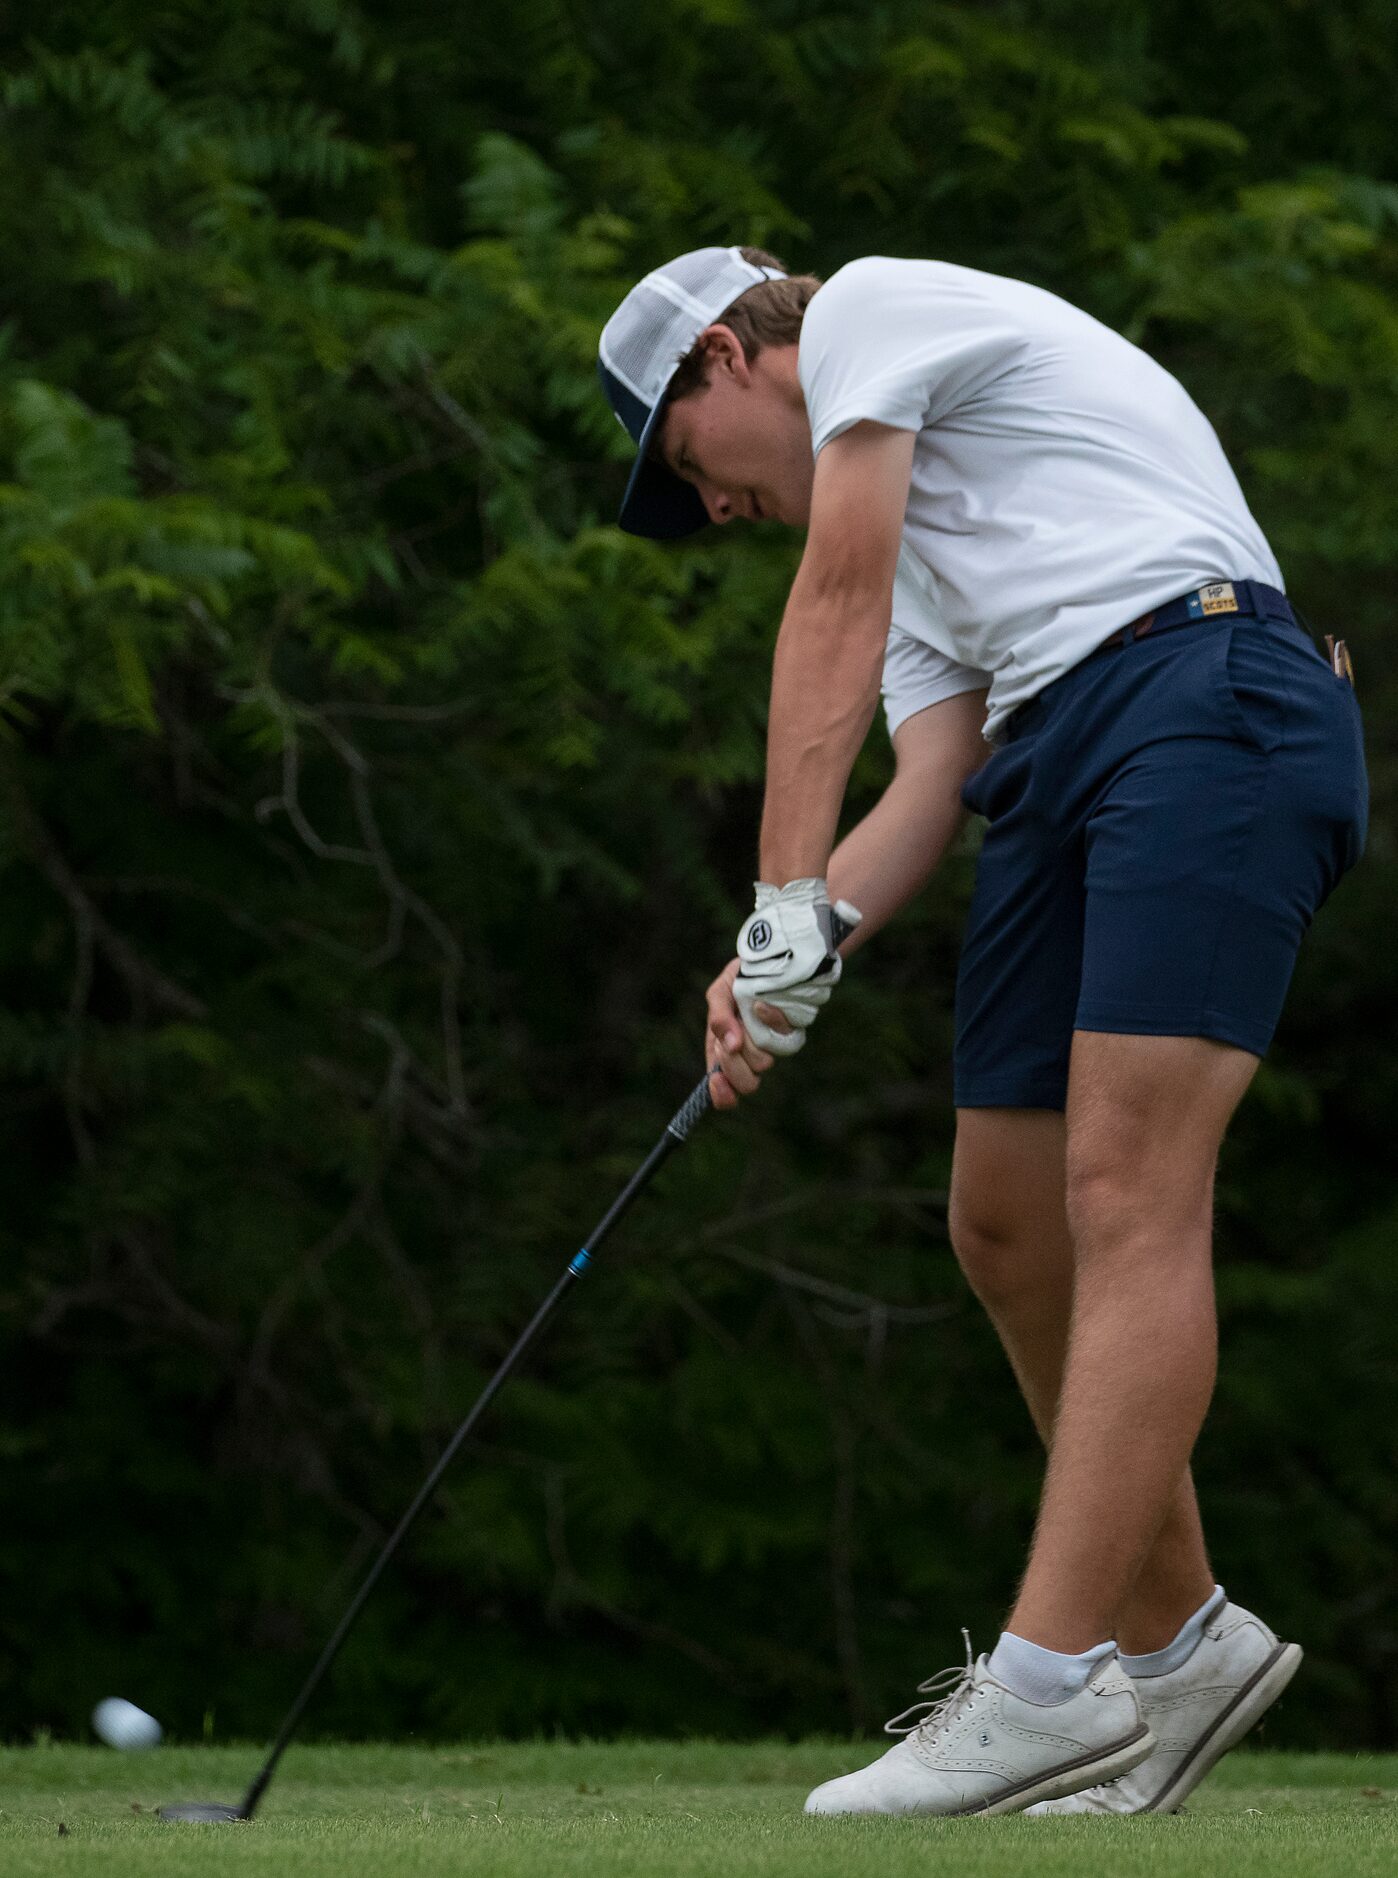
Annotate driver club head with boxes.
[156,1800,249,1824]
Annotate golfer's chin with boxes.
[761,499,803,530]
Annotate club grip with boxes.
[667,1075,714,1140]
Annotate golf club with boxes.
[157,1069,716,1822]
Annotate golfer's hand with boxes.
[733,878,860,1055]
[705,958,794,1110]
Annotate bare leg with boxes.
[1002,1033,1257,1652]
[949,1102,1215,1654]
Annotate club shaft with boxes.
[239,1077,711,1817]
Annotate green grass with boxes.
[1,1741,1395,1877]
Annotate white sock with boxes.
[986,1630,1116,1706]
[1119,1584,1227,1679]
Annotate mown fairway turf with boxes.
[2,1741,1395,1877]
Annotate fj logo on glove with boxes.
[747,919,772,950]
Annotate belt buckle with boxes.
[1186,581,1240,620]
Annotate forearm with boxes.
[827,758,977,958]
[758,591,887,885]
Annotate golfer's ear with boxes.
[700,323,750,385]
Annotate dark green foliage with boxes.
[0,2,1393,1750]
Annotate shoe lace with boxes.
[883,1628,977,1739]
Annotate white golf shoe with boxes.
[804,1634,1154,1818]
[1025,1600,1302,1815]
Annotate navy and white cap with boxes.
[598,246,787,539]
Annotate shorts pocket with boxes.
[960,738,1033,823]
[1213,623,1289,755]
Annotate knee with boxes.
[947,1195,1062,1319]
[1063,1144,1133,1249]
[1064,1139,1211,1254]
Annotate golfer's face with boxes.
[658,364,814,530]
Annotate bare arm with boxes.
[707,688,990,1107]
[758,422,917,884]
[828,686,989,957]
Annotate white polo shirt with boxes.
[797,256,1283,743]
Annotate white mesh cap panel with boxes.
[599,246,787,414]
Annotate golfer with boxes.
[596,247,1366,1816]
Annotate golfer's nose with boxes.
[698,482,737,525]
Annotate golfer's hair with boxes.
[664,247,822,406]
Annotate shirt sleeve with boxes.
[881,624,989,738]
[799,257,1027,457]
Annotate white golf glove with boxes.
[733,879,862,1057]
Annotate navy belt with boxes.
[1101,578,1294,649]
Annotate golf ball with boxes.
[92,1697,163,1751]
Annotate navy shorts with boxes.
[953,581,1368,1110]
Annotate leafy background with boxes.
[1,2,1394,1748]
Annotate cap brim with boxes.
[618,393,708,540]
